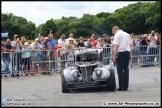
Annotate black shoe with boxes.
[116,88,124,91]
[124,88,128,90]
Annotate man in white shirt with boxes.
[58,34,68,61]
[30,38,41,69]
[112,26,132,91]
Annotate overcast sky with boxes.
[2,1,138,27]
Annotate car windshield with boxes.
[76,53,98,62]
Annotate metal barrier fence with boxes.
[1,45,161,80]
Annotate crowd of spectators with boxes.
[1,29,161,76]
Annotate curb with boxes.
[27,74,42,76]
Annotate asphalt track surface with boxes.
[1,67,161,107]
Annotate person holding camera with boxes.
[148,30,158,63]
[100,34,111,65]
[11,34,22,77]
[140,34,150,63]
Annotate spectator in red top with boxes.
[52,41,62,58]
[90,34,97,48]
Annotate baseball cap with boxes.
[35,38,39,41]
[102,34,107,37]
[98,38,101,40]
[24,42,30,46]
[61,34,65,37]
[44,37,48,40]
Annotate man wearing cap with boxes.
[90,34,97,48]
[112,26,132,91]
[100,34,111,65]
[11,34,22,76]
[40,37,50,74]
[30,38,41,70]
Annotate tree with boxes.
[42,18,57,37]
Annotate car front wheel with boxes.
[106,68,116,91]
[61,73,70,93]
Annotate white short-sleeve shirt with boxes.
[30,42,41,49]
[11,41,21,51]
[58,38,68,54]
[114,30,131,52]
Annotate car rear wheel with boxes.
[106,68,116,91]
[61,73,70,93]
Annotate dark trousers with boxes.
[116,51,130,89]
[22,58,30,72]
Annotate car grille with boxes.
[80,66,93,82]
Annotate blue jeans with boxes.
[2,58,11,74]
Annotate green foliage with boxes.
[1,1,161,40]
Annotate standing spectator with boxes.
[78,36,85,48]
[96,38,102,48]
[65,33,77,44]
[140,34,150,64]
[85,38,93,48]
[100,34,111,65]
[66,38,77,67]
[52,41,62,59]
[58,34,67,56]
[49,33,56,69]
[40,37,50,74]
[39,33,45,44]
[148,30,158,64]
[132,35,141,68]
[52,41,63,69]
[58,34,68,68]
[11,34,22,76]
[30,38,41,71]
[48,29,54,38]
[112,26,132,91]
[38,33,44,42]
[130,33,135,44]
[21,42,31,76]
[155,32,160,64]
[20,36,26,45]
[2,38,15,74]
[90,34,97,48]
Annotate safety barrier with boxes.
[1,45,161,80]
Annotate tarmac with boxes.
[1,66,161,107]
